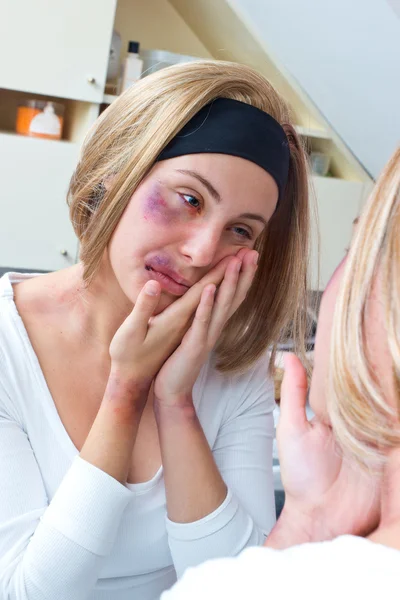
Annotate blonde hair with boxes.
[328,147,400,467]
[68,60,312,373]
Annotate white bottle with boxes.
[121,41,143,92]
[29,103,62,138]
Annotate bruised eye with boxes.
[182,194,201,209]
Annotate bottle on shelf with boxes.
[120,41,143,93]
[106,30,122,83]
[16,100,64,140]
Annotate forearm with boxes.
[155,395,227,523]
[80,371,149,484]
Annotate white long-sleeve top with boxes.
[0,272,276,600]
[161,536,400,600]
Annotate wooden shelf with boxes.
[0,129,75,146]
[0,88,99,143]
[294,125,331,140]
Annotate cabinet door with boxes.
[0,0,117,102]
[0,133,80,271]
[310,176,365,290]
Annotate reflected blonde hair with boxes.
[328,147,400,466]
[68,60,312,373]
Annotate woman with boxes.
[0,61,311,599]
[162,148,400,599]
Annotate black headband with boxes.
[156,98,290,199]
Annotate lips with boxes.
[145,259,191,296]
[145,259,192,288]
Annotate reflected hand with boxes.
[277,354,381,541]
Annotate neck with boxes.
[369,447,400,550]
[63,257,134,349]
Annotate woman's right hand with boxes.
[109,256,232,389]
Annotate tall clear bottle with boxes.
[120,41,143,93]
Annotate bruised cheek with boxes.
[142,186,181,225]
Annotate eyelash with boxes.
[182,194,201,210]
[181,194,253,241]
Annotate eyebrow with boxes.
[175,169,221,202]
[238,212,268,227]
[175,168,268,228]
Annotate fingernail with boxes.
[252,252,259,265]
[146,281,159,295]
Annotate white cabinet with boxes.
[0,0,117,102]
[0,133,79,270]
[311,176,365,290]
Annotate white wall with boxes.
[114,0,212,62]
[228,0,400,179]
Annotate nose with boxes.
[179,223,223,267]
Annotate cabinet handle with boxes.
[87,76,96,84]
[60,249,68,256]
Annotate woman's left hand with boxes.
[154,248,258,407]
[275,354,381,542]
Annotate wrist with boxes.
[105,369,151,413]
[154,393,196,422]
[265,500,334,549]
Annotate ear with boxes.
[103,175,116,191]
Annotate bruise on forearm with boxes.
[79,375,152,483]
[103,372,153,419]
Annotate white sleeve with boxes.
[166,357,276,577]
[162,538,390,600]
[160,546,292,600]
[161,543,345,600]
[0,380,132,600]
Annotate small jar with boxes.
[16,100,65,140]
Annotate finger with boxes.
[279,353,309,432]
[208,257,242,341]
[228,250,258,317]
[183,284,216,351]
[128,280,161,338]
[235,247,253,261]
[195,284,216,324]
[182,256,230,307]
[159,255,230,327]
